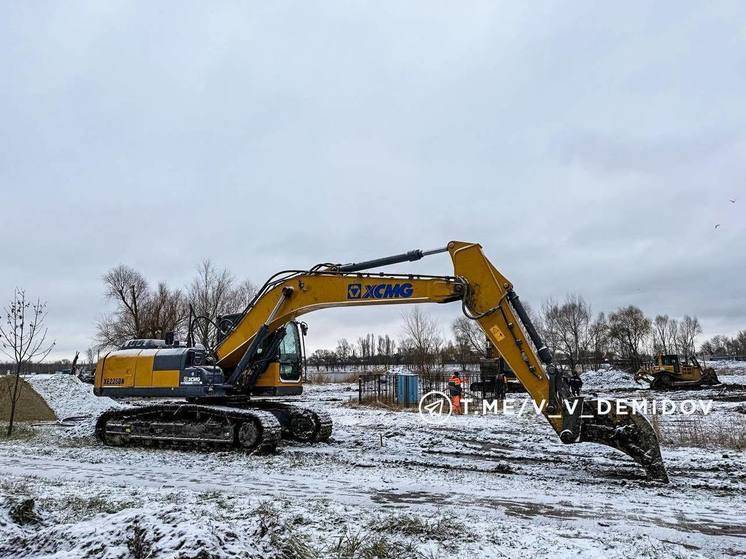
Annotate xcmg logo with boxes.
[347,282,414,300]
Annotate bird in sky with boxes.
[729,199,736,203]
[715,224,721,229]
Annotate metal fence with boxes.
[705,354,746,362]
[357,370,486,408]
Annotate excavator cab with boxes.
[251,321,305,396]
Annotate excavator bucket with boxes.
[580,399,668,482]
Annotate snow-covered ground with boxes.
[708,359,746,372]
[0,375,744,558]
[580,368,639,390]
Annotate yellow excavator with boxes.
[94,241,668,481]
[635,354,720,390]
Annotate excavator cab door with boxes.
[278,322,304,382]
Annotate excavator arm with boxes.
[215,241,668,482]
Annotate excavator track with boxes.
[95,404,282,453]
[221,401,333,443]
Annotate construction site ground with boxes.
[0,363,744,558]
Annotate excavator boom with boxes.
[213,241,667,481]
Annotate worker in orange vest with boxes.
[448,371,463,414]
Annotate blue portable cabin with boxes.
[395,373,419,406]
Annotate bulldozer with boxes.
[93,241,668,481]
[635,353,720,390]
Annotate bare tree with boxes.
[703,332,745,355]
[452,317,490,358]
[720,331,746,355]
[376,334,395,366]
[0,289,55,436]
[588,312,609,370]
[731,331,746,354]
[97,266,187,349]
[336,338,352,368]
[652,315,678,355]
[102,265,148,337]
[85,347,96,367]
[541,294,591,372]
[188,260,236,347]
[142,283,188,340]
[97,265,150,348]
[401,308,442,380]
[653,315,669,354]
[308,349,337,371]
[538,297,560,361]
[356,333,375,364]
[676,315,701,358]
[230,278,259,309]
[187,260,259,348]
[608,306,651,371]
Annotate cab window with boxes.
[278,324,302,381]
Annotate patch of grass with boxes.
[275,531,316,559]
[252,501,316,559]
[653,415,745,450]
[329,529,420,559]
[59,435,97,448]
[370,513,464,543]
[127,519,154,559]
[9,498,39,525]
[635,538,691,559]
[197,490,235,511]
[0,479,32,496]
[0,424,36,441]
[253,501,280,538]
[176,552,221,559]
[55,495,137,519]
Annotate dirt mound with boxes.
[0,375,57,422]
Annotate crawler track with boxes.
[228,401,333,443]
[95,404,282,453]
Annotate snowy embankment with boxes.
[580,368,639,390]
[709,359,746,377]
[24,374,123,421]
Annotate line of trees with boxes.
[699,331,746,355]
[308,295,717,374]
[537,295,703,371]
[308,307,495,374]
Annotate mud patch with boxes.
[371,489,453,507]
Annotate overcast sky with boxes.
[2,2,745,360]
